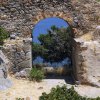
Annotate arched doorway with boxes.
[32,17,74,83]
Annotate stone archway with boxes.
[1,10,78,82]
[0,0,100,86]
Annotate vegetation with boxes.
[96,0,100,2]
[16,98,24,100]
[0,26,9,45]
[32,42,48,60]
[32,25,72,63]
[39,85,100,100]
[29,67,45,82]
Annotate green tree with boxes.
[32,25,72,63]
[32,42,48,60]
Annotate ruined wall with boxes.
[72,27,100,87]
[1,0,99,36]
[0,0,100,86]
[2,38,32,73]
[0,0,75,73]
[0,0,75,37]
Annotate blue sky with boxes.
[32,17,69,43]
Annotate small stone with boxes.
[10,34,16,40]
[38,87,43,89]
[6,92,11,96]
[15,68,31,78]
[23,38,32,43]
[10,8,16,12]
[0,7,5,10]
[26,97,30,100]
[0,14,7,20]
[75,81,81,85]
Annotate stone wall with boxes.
[0,0,100,86]
[1,0,99,36]
[3,38,32,73]
[72,27,100,87]
[72,39,91,84]
[0,49,9,78]
[0,0,75,37]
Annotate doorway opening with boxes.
[32,17,74,84]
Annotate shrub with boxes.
[97,0,100,2]
[39,85,100,100]
[16,98,24,100]
[0,26,9,45]
[29,67,45,82]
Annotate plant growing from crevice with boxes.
[0,26,9,45]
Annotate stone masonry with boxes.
[0,0,100,86]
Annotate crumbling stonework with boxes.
[0,50,8,78]
[0,50,12,90]
[72,27,100,87]
[0,0,100,86]
[3,38,32,73]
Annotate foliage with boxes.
[32,25,72,63]
[16,98,24,100]
[32,42,48,60]
[29,67,45,82]
[0,26,9,45]
[96,0,100,2]
[39,85,100,100]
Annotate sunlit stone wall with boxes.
[0,0,100,86]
